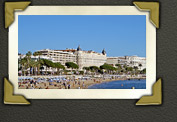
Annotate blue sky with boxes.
[18,15,146,57]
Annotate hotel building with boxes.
[106,56,146,70]
[36,49,77,66]
[35,46,107,70]
[19,46,145,71]
[75,46,107,70]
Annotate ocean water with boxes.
[88,79,146,89]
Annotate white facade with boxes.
[106,55,146,70]
[75,50,107,70]
[36,48,107,70]
[124,56,146,70]
[106,57,119,66]
[36,49,77,65]
[19,48,145,71]
[18,54,53,61]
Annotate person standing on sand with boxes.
[68,84,70,89]
[64,82,67,89]
[82,82,85,88]
[63,82,65,87]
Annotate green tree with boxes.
[115,64,122,69]
[139,64,142,70]
[29,60,38,75]
[140,68,146,74]
[89,66,100,75]
[42,59,55,75]
[26,51,32,57]
[100,63,116,74]
[65,62,79,74]
[133,66,139,75]
[26,51,32,75]
[83,67,90,71]
[126,67,133,71]
[33,51,42,57]
[115,64,122,74]
[19,57,28,76]
[33,51,43,75]
[123,64,127,69]
[83,67,90,75]
[79,71,84,75]
[133,66,138,70]
[54,62,65,75]
[125,66,133,75]
[36,59,44,75]
[65,62,79,69]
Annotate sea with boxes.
[88,79,146,89]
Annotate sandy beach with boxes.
[18,75,145,89]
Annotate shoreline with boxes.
[80,78,145,89]
[18,75,146,89]
[77,78,125,89]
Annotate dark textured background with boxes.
[0,0,177,121]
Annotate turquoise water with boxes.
[88,79,146,89]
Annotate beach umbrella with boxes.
[18,77,23,82]
[18,77,22,80]
[37,79,41,82]
[49,79,53,82]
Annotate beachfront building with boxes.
[19,48,145,72]
[35,46,107,70]
[18,54,54,63]
[75,46,107,70]
[106,57,120,67]
[106,56,146,70]
[36,49,77,65]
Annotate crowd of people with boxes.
[18,76,93,89]
[18,75,142,89]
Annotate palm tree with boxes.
[32,59,44,75]
[26,51,32,75]
[33,51,42,58]
[33,51,43,75]
[19,57,28,76]
[29,60,38,75]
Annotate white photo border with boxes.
[9,6,156,99]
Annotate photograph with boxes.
[8,6,156,99]
[18,15,146,89]
[2,1,177,121]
